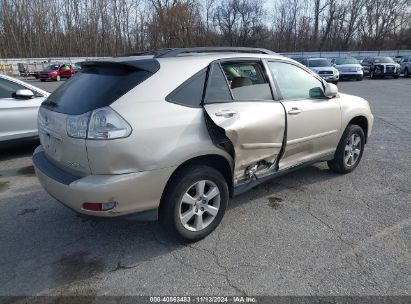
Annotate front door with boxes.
[267,61,342,170]
[0,78,42,141]
[203,61,286,184]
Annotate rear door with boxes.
[0,78,43,141]
[267,60,341,170]
[203,60,286,184]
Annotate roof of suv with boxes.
[91,47,286,65]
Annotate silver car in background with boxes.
[332,57,363,81]
[303,58,339,84]
[0,74,49,142]
[399,55,411,78]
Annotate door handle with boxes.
[288,107,302,115]
[215,110,238,118]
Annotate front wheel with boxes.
[356,75,363,81]
[404,68,410,78]
[328,124,365,174]
[159,165,229,242]
[394,75,399,79]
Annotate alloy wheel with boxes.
[179,180,221,232]
[344,134,362,167]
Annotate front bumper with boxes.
[338,70,363,78]
[319,74,339,81]
[33,146,175,218]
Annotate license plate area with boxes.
[40,128,63,159]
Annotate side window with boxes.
[166,69,207,107]
[220,61,273,101]
[0,78,26,99]
[204,64,233,103]
[268,61,325,100]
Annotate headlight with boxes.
[67,107,132,140]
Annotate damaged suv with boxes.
[33,47,373,241]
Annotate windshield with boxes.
[308,59,329,67]
[374,57,395,63]
[46,65,59,70]
[335,58,358,65]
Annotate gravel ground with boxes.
[0,77,410,297]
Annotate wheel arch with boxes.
[347,116,369,143]
[159,154,234,209]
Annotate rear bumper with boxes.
[33,146,175,218]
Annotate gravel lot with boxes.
[0,78,410,297]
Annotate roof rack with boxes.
[153,47,275,58]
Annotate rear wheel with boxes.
[328,124,365,174]
[159,165,229,242]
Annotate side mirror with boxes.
[14,89,34,99]
[324,82,338,98]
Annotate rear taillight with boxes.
[66,107,131,140]
[83,202,116,211]
[67,112,90,139]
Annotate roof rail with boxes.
[154,47,276,58]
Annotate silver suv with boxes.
[399,55,411,78]
[33,47,374,241]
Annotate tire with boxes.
[40,79,45,82]
[332,81,338,85]
[327,124,365,174]
[394,75,399,79]
[405,68,410,78]
[356,75,363,81]
[370,70,375,79]
[159,165,229,242]
[56,75,61,82]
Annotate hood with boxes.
[373,62,400,68]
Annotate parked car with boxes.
[399,55,411,78]
[33,47,373,241]
[361,57,401,79]
[332,57,363,81]
[393,56,403,63]
[0,74,49,142]
[39,64,75,82]
[302,57,339,84]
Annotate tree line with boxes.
[0,0,410,58]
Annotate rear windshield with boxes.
[335,58,358,65]
[42,65,154,115]
[308,59,329,67]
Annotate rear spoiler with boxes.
[79,59,160,74]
